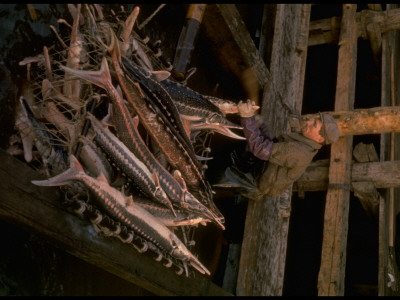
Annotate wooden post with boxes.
[308,7,400,46]
[236,4,311,296]
[378,4,400,294]
[318,4,357,296]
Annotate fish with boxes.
[77,135,114,183]
[31,154,210,276]
[156,79,245,140]
[62,4,87,108]
[86,112,175,214]
[16,96,68,176]
[132,196,211,227]
[59,57,225,229]
[107,36,222,221]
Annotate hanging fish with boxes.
[31,154,211,276]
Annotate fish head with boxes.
[183,191,225,230]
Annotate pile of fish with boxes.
[8,4,245,277]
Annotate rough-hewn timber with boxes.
[308,7,400,46]
[317,4,357,296]
[201,4,269,106]
[236,4,311,296]
[379,4,400,295]
[301,106,400,136]
[0,149,231,296]
[294,159,400,192]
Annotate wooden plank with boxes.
[301,106,400,136]
[351,142,379,218]
[352,181,380,218]
[236,4,310,296]
[380,4,397,294]
[201,4,269,105]
[353,142,379,163]
[294,159,400,192]
[379,4,400,294]
[317,4,357,296]
[0,149,231,296]
[258,4,277,68]
[308,7,400,46]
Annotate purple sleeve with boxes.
[240,116,274,161]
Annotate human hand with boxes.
[237,99,259,118]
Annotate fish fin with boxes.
[125,195,134,207]
[96,171,109,184]
[182,260,189,277]
[100,104,115,128]
[20,129,34,163]
[195,155,213,161]
[59,57,111,91]
[151,172,160,187]
[116,84,124,98]
[132,115,139,128]
[173,170,187,190]
[151,70,170,82]
[31,154,82,187]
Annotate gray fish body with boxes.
[60,59,224,229]
[160,79,237,124]
[119,57,223,221]
[120,56,194,152]
[31,155,210,275]
[133,196,210,227]
[78,135,114,183]
[87,113,173,212]
[158,79,245,140]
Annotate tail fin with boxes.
[59,57,112,91]
[31,155,84,187]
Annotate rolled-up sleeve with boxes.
[240,116,274,161]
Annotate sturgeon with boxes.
[86,112,175,214]
[59,58,224,229]
[156,79,245,140]
[133,196,211,227]
[100,31,222,221]
[17,96,68,176]
[31,155,210,276]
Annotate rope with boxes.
[137,4,167,30]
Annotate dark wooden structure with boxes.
[1,3,400,296]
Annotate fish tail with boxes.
[31,155,84,187]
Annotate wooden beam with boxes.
[367,4,383,11]
[378,4,400,294]
[318,4,357,296]
[236,4,311,296]
[352,142,379,163]
[0,149,230,296]
[352,181,380,218]
[308,7,400,46]
[352,142,380,218]
[294,159,400,192]
[201,4,269,105]
[301,106,400,136]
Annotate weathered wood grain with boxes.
[201,4,269,105]
[236,4,310,296]
[378,4,400,295]
[294,159,400,192]
[317,4,357,296]
[301,106,400,136]
[309,7,400,46]
[0,149,230,296]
